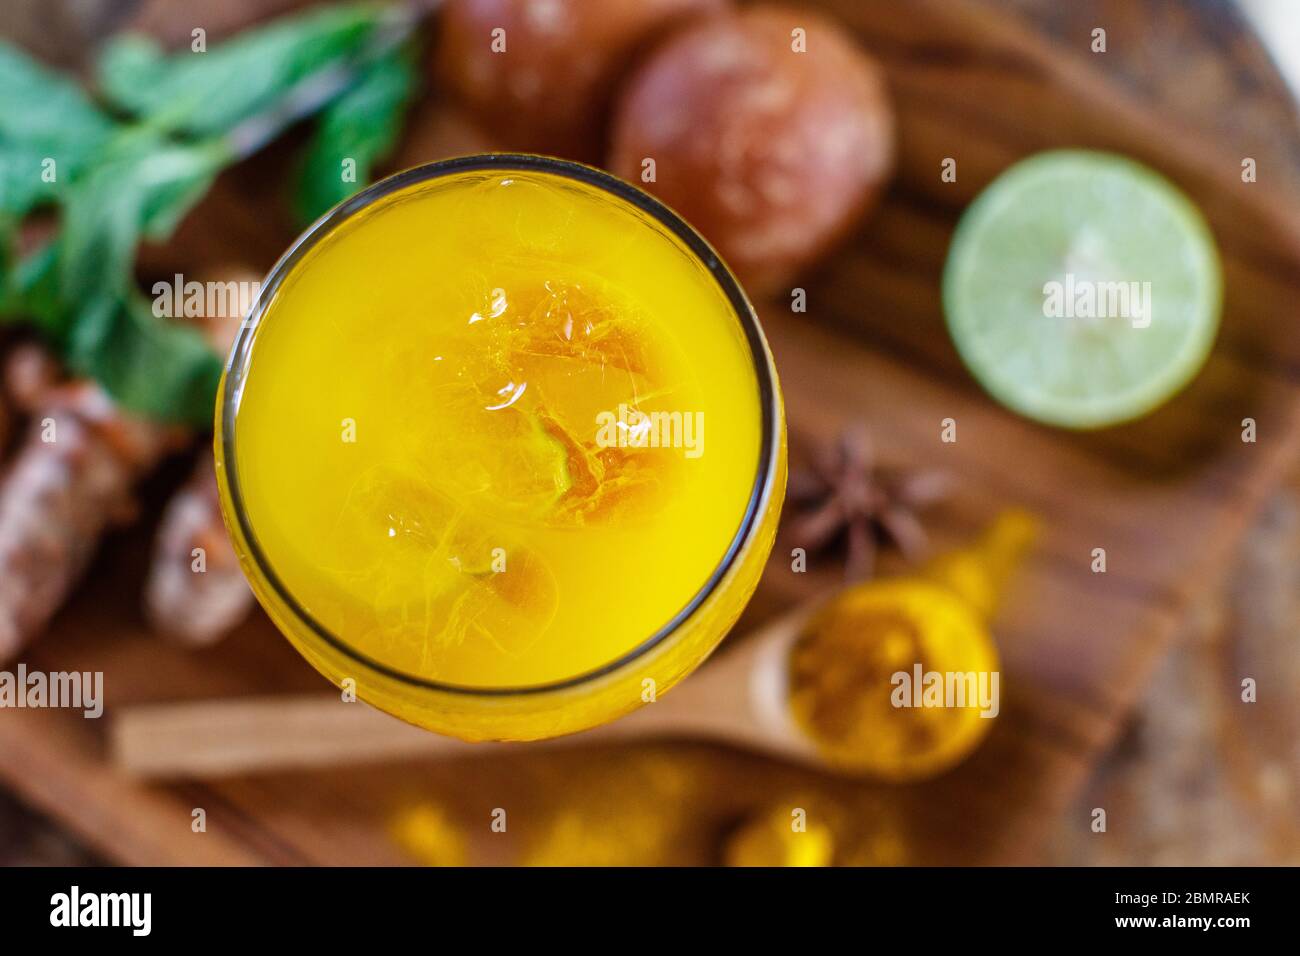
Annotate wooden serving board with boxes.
[2,0,1300,865]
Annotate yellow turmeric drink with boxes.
[218,157,784,740]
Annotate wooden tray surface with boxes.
[1,0,1299,865]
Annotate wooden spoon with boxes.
[112,602,826,779]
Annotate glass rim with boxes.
[219,153,781,699]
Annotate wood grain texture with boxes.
[1,0,1299,865]
[1051,472,1300,865]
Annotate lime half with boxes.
[943,150,1221,429]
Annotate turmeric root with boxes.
[143,266,258,646]
[0,345,180,662]
[144,449,252,646]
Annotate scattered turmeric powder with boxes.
[518,753,700,866]
[724,800,836,867]
[788,510,1038,781]
[389,801,468,867]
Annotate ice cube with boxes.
[324,464,559,665]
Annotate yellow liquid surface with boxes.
[234,167,763,688]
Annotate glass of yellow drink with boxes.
[216,155,785,741]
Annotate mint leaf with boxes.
[58,132,227,314]
[96,4,391,140]
[3,239,59,334]
[0,41,115,215]
[2,232,221,427]
[0,132,229,423]
[1,3,425,426]
[295,45,416,223]
[69,292,223,427]
[0,217,12,308]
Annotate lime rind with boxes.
[942,149,1222,429]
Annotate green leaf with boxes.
[1,239,59,333]
[294,45,416,223]
[68,292,223,426]
[0,216,11,305]
[1,233,221,426]
[96,4,392,140]
[57,132,227,311]
[0,132,227,422]
[1,3,424,426]
[0,41,116,215]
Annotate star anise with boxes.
[785,424,950,582]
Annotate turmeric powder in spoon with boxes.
[788,511,1038,781]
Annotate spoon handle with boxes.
[112,605,820,779]
[112,694,474,778]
